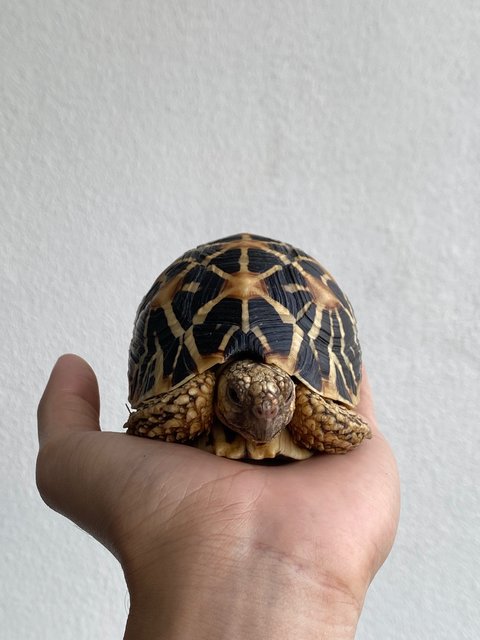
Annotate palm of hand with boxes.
[113,428,396,600]
[37,355,399,610]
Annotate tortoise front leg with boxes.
[289,383,372,454]
[124,371,215,442]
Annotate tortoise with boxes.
[124,233,371,460]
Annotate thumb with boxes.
[37,354,100,446]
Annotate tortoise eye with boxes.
[228,386,241,404]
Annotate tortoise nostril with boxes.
[253,401,278,420]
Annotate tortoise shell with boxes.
[128,233,362,409]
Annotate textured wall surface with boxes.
[1,2,479,638]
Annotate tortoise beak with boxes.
[242,414,284,444]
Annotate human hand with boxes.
[37,354,399,640]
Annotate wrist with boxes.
[123,539,361,640]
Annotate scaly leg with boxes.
[124,371,215,442]
[289,383,372,454]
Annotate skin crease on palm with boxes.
[37,354,400,639]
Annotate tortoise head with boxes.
[215,359,296,443]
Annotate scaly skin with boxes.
[289,384,372,454]
[124,371,215,441]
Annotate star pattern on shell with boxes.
[128,233,362,410]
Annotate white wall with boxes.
[1,2,479,638]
